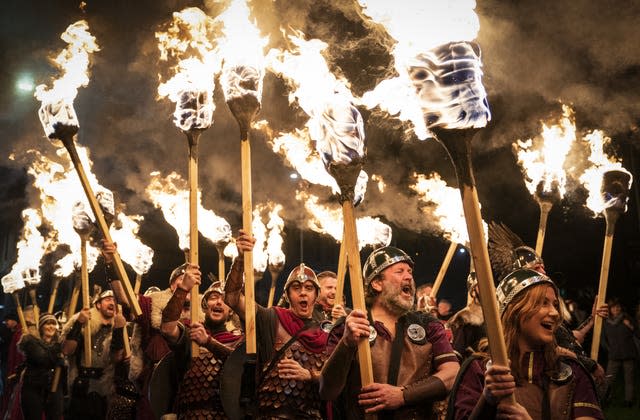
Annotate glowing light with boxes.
[515,105,576,198]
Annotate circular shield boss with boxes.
[368,325,377,343]
[407,323,426,343]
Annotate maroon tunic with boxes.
[453,351,604,419]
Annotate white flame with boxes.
[156,7,220,131]
[145,171,231,250]
[410,172,487,244]
[34,20,99,137]
[252,206,268,273]
[266,203,286,267]
[359,1,484,138]
[219,0,267,102]
[579,130,633,215]
[515,105,576,198]
[296,190,392,249]
[224,238,239,260]
[3,209,47,290]
[111,213,154,275]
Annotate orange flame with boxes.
[145,171,231,250]
[266,203,286,267]
[34,20,99,137]
[579,130,633,215]
[296,190,392,248]
[515,105,577,198]
[410,172,487,244]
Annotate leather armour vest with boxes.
[258,323,329,419]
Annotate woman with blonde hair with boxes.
[448,269,603,420]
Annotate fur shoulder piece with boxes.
[448,302,484,329]
[149,288,174,330]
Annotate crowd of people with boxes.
[0,225,638,419]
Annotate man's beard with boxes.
[380,285,413,316]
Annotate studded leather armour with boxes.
[174,348,227,420]
[257,325,329,419]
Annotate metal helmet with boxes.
[282,263,319,301]
[169,263,189,286]
[144,286,162,296]
[201,280,225,310]
[496,268,556,315]
[512,245,544,271]
[363,246,414,286]
[93,289,115,306]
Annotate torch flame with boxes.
[266,203,286,267]
[145,171,231,250]
[579,130,633,215]
[111,213,155,275]
[34,20,100,138]
[252,206,269,274]
[156,7,220,132]
[515,105,576,198]
[358,1,483,138]
[218,0,267,103]
[296,190,392,249]
[410,172,487,244]
[224,238,239,260]
[3,209,47,290]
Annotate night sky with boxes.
[1,0,640,314]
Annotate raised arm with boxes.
[224,230,255,319]
[160,264,201,343]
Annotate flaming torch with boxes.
[34,20,140,316]
[1,274,28,333]
[110,213,155,296]
[157,7,221,357]
[219,0,266,374]
[399,34,512,392]
[515,105,576,255]
[314,93,375,391]
[577,130,633,360]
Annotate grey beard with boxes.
[381,292,413,316]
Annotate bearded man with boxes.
[319,246,459,419]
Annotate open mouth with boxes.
[298,301,309,310]
[211,307,224,314]
[401,285,413,296]
[541,321,554,331]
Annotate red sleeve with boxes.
[427,320,458,366]
[570,360,604,419]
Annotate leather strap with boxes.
[258,322,316,385]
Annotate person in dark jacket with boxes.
[17,313,64,420]
[602,298,638,407]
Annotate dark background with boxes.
[1,0,640,316]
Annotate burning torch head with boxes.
[535,179,562,205]
[38,101,79,143]
[1,273,26,294]
[601,169,632,214]
[223,64,263,133]
[21,269,41,288]
[96,190,115,227]
[72,202,93,237]
[282,263,320,303]
[175,90,213,132]
[496,268,557,316]
[314,97,366,203]
[408,41,490,129]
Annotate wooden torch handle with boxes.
[590,229,615,361]
[342,201,374,388]
[61,138,141,317]
[81,237,92,367]
[12,293,29,333]
[188,132,200,358]
[334,227,348,314]
[535,201,553,256]
[48,277,61,314]
[67,276,81,320]
[241,138,256,355]
[430,241,458,301]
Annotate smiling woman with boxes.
[448,269,605,420]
